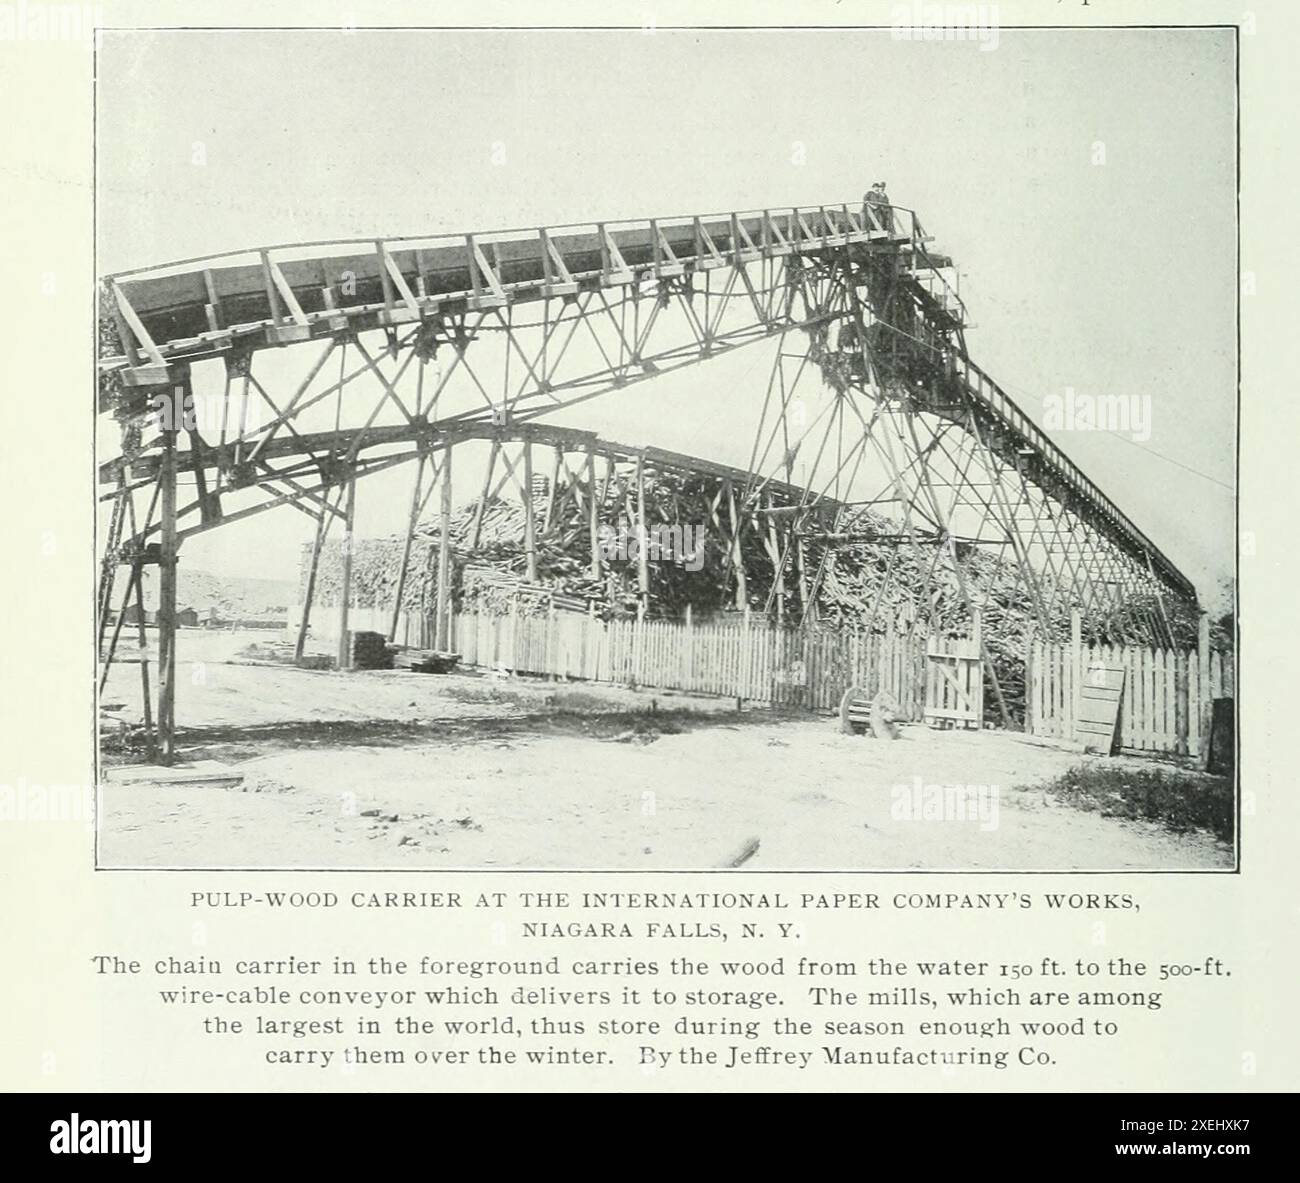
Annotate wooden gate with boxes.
[1075,661,1127,755]
[924,635,983,728]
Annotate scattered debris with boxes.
[390,648,461,674]
[726,836,761,868]
[351,631,392,670]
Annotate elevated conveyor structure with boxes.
[97,199,1198,759]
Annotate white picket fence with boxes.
[292,595,1234,757]
[1027,640,1234,757]
[449,608,933,716]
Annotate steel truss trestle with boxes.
[97,199,1198,759]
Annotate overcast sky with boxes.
[96,27,1236,602]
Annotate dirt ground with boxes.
[98,630,1233,871]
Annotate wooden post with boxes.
[795,533,809,619]
[127,563,155,761]
[1070,608,1082,741]
[727,480,748,611]
[295,490,331,663]
[469,440,498,550]
[1023,623,1036,733]
[435,446,453,651]
[1175,649,1189,755]
[157,408,179,765]
[1197,612,1212,769]
[587,447,602,580]
[389,453,425,642]
[543,445,561,533]
[99,568,134,697]
[336,476,356,670]
[884,615,895,706]
[522,440,538,583]
[768,499,786,624]
[635,451,650,615]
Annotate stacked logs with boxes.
[298,467,1187,726]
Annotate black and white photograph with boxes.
[9,0,1300,1137]
[94,23,1237,872]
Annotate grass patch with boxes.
[1028,763,1234,844]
